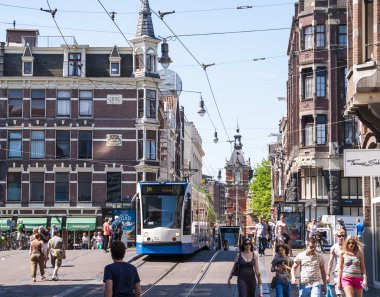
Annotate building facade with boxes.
[282,0,362,220]
[345,0,380,287]
[0,1,173,238]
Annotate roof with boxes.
[136,0,155,38]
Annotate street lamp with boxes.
[158,38,172,69]
[197,95,206,116]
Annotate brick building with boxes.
[281,0,362,220]
[0,1,180,239]
[345,0,380,286]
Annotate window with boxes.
[7,172,21,201]
[31,89,45,117]
[343,207,360,216]
[364,0,374,61]
[303,26,314,50]
[138,130,143,159]
[338,25,347,47]
[107,172,121,202]
[303,116,314,146]
[316,25,325,48]
[344,118,358,146]
[300,168,328,200]
[138,90,144,118]
[302,68,313,99]
[341,176,362,199]
[57,90,71,117]
[31,131,45,159]
[8,131,22,158]
[23,61,32,75]
[78,172,92,201]
[8,89,23,118]
[30,172,44,201]
[146,130,156,160]
[316,115,327,145]
[68,53,81,77]
[134,49,144,71]
[110,62,120,75]
[56,130,70,158]
[146,90,156,118]
[79,90,93,117]
[146,48,155,72]
[146,172,156,181]
[78,131,92,159]
[55,173,69,202]
[316,68,326,97]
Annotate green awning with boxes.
[19,217,47,231]
[50,217,63,230]
[0,219,11,231]
[66,217,96,231]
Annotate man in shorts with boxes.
[327,229,346,297]
[48,230,65,281]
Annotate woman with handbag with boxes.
[271,243,293,297]
[48,230,66,281]
[227,238,262,297]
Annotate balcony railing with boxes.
[21,35,78,47]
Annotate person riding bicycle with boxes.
[307,219,318,238]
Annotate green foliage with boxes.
[249,159,272,221]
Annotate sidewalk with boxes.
[261,248,380,297]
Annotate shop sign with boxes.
[274,196,285,203]
[106,134,122,146]
[107,94,123,104]
[344,149,380,176]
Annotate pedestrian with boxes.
[50,224,58,238]
[81,232,89,249]
[327,229,346,297]
[255,217,267,256]
[291,237,327,296]
[307,219,318,238]
[111,216,123,242]
[276,215,292,256]
[38,226,50,268]
[30,233,46,282]
[355,218,365,242]
[48,230,65,281]
[336,218,347,234]
[271,243,293,297]
[227,238,262,297]
[268,219,276,249]
[91,232,97,250]
[274,225,290,253]
[103,217,111,253]
[103,240,141,297]
[16,220,25,249]
[337,235,367,296]
[96,232,103,249]
[305,219,310,243]
[108,218,113,248]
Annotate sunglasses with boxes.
[244,242,252,246]
[308,245,316,249]
[337,235,345,238]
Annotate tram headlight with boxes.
[144,232,149,237]
[175,233,179,237]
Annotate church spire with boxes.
[234,121,242,150]
[136,0,155,38]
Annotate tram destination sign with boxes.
[141,184,185,195]
[344,149,380,176]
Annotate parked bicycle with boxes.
[312,231,328,253]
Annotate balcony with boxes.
[21,35,78,47]
[346,61,380,136]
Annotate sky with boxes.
[0,0,295,180]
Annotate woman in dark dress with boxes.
[228,238,262,297]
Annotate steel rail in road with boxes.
[185,250,221,297]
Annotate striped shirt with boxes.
[294,251,324,285]
[342,252,362,278]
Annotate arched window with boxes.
[146,48,156,72]
[134,48,144,72]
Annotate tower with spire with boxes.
[224,126,253,235]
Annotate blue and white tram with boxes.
[135,182,209,255]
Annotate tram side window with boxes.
[136,198,141,235]
[183,196,191,235]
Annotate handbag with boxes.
[326,283,333,297]
[271,277,277,289]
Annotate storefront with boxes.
[66,217,97,249]
[19,217,47,232]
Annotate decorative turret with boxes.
[234,124,243,150]
[136,0,155,38]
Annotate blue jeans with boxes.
[298,284,321,297]
[258,236,267,254]
[276,279,291,297]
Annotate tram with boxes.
[135,182,210,255]
[218,226,242,251]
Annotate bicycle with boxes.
[311,232,328,253]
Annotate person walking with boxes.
[338,236,367,297]
[255,217,267,256]
[271,243,293,297]
[276,215,292,256]
[103,217,111,253]
[50,224,58,238]
[48,230,65,281]
[355,219,365,242]
[103,240,141,297]
[38,226,50,268]
[228,238,262,297]
[291,237,327,296]
[307,219,318,238]
[274,226,290,253]
[30,233,46,282]
[16,220,25,250]
[327,229,346,297]
[81,232,89,249]
[336,219,347,234]
[111,215,123,242]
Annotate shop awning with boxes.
[19,217,47,231]
[0,219,11,231]
[50,217,63,230]
[66,217,96,231]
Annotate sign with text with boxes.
[112,209,136,246]
[107,94,123,104]
[344,149,380,176]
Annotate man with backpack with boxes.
[111,215,123,242]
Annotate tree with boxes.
[249,159,272,221]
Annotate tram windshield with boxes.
[142,195,183,229]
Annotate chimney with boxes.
[0,42,4,76]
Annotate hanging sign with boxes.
[344,149,380,176]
